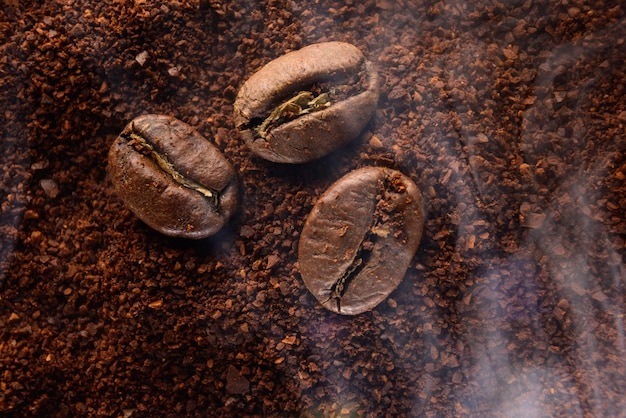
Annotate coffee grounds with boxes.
[1,0,625,416]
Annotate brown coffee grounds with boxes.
[1,0,625,416]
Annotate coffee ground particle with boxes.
[1,1,625,416]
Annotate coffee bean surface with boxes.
[234,41,379,163]
[298,167,424,315]
[108,114,238,239]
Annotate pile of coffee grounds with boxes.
[1,0,625,416]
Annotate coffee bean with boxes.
[234,41,380,163]
[108,114,238,239]
[298,167,424,315]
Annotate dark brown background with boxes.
[1,0,625,416]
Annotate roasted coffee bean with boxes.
[108,114,238,239]
[298,167,424,315]
[234,41,380,163]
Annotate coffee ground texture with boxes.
[1,0,625,416]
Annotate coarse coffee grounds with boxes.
[1,0,625,416]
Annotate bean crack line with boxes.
[123,131,220,210]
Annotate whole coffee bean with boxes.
[108,114,238,239]
[234,41,380,163]
[298,167,424,315]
